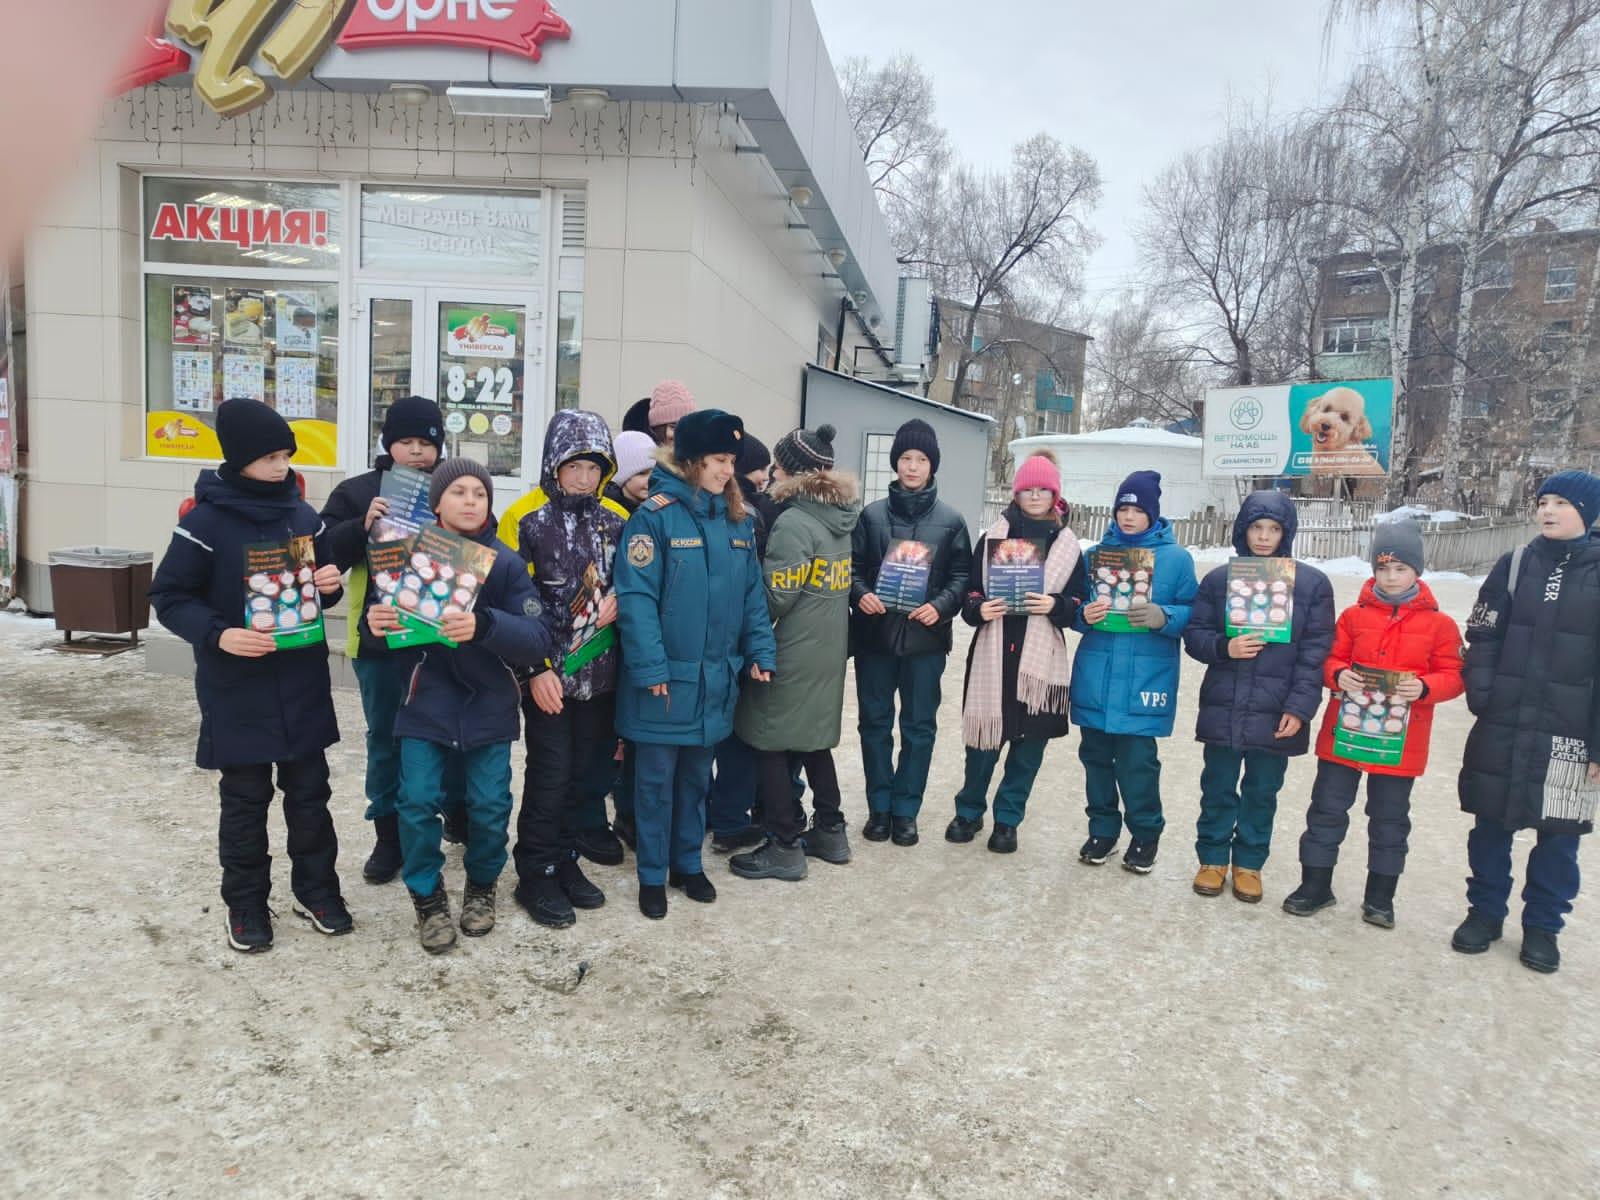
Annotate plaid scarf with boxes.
[963,513,1080,751]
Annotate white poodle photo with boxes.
[1298,386,1387,476]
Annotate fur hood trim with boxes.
[770,468,859,508]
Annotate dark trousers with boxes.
[710,734,806,835]
[514,692,616,879]
[573,732,626,834]
[1298,759,1415,876]
[1078,727,1164,842]
[856,651,945,817]
[954,740,1047,827]
[759,748,842,842]
[1467,814,1582,933]
[217,752,340,910]
[632,741,716,885]
[352,655,467,824]
[1196,745,1289,870]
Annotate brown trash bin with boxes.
[47,547,154,644]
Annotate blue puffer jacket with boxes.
[1070,518,1198,737]
[614,461,778,747]
[390,520,556,752]
[150,469,341,770]
[1183,491,1336,755]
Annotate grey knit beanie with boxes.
[1371,517,1425,575]
[429,457,494,511]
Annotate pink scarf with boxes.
[962,514,1080,751]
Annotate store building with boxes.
[14,0,906,607]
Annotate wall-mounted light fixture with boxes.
[390,83,431,107]
[567,87,610,113]
[446,85,553,121]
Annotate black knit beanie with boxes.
[382,395,445,452]
[890,418,940,476]
[216,399,296,469]
[774,424,836,475]
[736,432,771,476]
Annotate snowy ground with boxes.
[1,574,1594,1198]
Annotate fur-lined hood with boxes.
[770,468,858,508]
[770,468,861,537]
[654,446,748,523]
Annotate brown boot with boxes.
[1193,864,1228,896]
[411,882,457,954]
[460,880,496,937]
[1231,867,1263,903]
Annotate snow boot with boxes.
[1281,865,1336,916]
[1451,909,1504,954]
[1361,872,1399,929]
[362,814,403,884]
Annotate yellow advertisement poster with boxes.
[146,412,338,467]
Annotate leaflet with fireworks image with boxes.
[242,536,326,650]
[1332,665,1414,767]
[1225,558,1296,643]
[1089,546,1156,633]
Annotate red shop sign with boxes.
[149,202,332,251]
[336,0,572,59]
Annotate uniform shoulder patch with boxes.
[628,533,656,568]
[646,493,676,510]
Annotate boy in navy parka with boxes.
[1071,471,1199,874]
[368,458,556,954]
[1183,491,1335,902]
[613,409,778,920]
[320,395,467,884]
[150,399,349,953]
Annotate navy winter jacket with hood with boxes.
[389,519,557,752]
[1183,491,1336,756]
[150,469,342,770]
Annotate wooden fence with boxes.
[980,490,1531,573]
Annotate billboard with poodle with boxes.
[1202,378,1393,477]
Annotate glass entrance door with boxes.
[356,284,547,511]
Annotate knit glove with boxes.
[1128,603,1167,630]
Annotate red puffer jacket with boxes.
[1313,579,1465,777]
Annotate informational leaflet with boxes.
[275,355,317,420]
[1090,546,1157,633]
[372,465,435,541]
[564,562,616,676]
[222,353,265,403]
[988,538,1047,614]
[243,535,326,649]
[876,538,933,612]
[224,288,266,347]
[1332,665,1415,767]
[172,284,214,345]
[1225,558,1296,643]
[172,352,214,412]
[274,290,318,354]
[369,524,498,647]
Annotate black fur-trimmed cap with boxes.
[674,409,744,460]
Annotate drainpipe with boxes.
[833,296,850,371]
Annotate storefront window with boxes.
[368,298,414,462]
[361,187,542,277]
[142,177,342,464]
[437,302,527,478]
[556,291,582,410]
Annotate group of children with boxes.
[150,389,1600,974]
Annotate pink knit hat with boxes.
[648,379,696,427]
[1012,451,1061,498]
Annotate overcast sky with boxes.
[811,0,1368,317]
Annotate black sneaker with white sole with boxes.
[293,895,354,936]
[1078,836,1117,865]
[1121,838,1160,874]
[227,905,274,953]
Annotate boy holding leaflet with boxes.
[150,399,350,952]
[368,459,556,954]
[1282,519,1463,927]
[1071,471,1198,873]
[1182,492,1335,902]
[850,419,972,846]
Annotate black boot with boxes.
[362,814,403,884]
[1520,927,1561,974]
[557,853,606,909]
[890,816,919,847]
[514,869,575,929]
[1281,865,1336,916]
[1361,872,1399,929]
[1451,908,1504,954]
[862,812,892,842]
